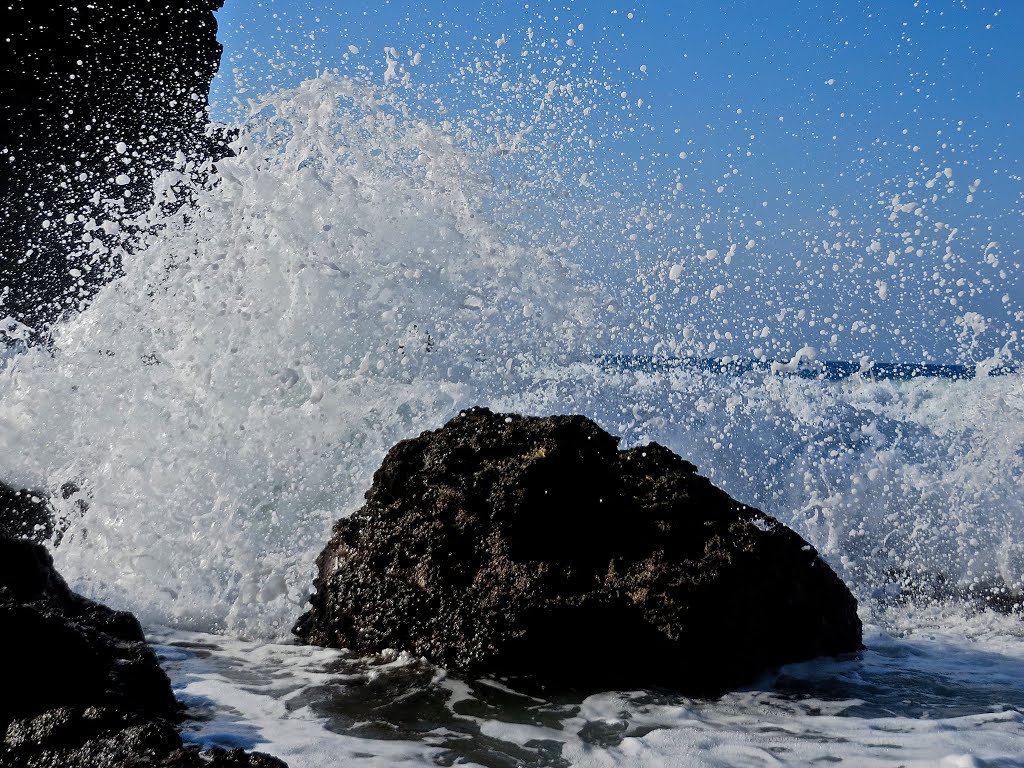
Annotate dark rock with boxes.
[0,533,179,734]
[2,707,182,768]
[1,704,288,767]
[295,407,863,694]
[0,481,53,543]
[201,748,290,768]
[1,479,90,546]
[0,529,287,767]
[0,1,228,333]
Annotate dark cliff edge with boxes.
[0,1,229,335]
[0,8,291,761]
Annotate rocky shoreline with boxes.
[1,483,286,768]
[2,405,870,762]
[11,401,1024,764]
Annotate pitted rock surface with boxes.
[295,407,862,694]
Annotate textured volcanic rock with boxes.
[0,1,228,332]
[294,407,863,694]
[0,528,286,767]
[2,705,287,768]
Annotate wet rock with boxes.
[295,407,863,694]
[0,532,177,764]
[0,480,90,546]
[0,481,53,543]
[0,1,229,332]
[0,529,287,767]
[2,704,287,767]
[0,534,177,727]
[2,707,182,768]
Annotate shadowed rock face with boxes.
[0,480,90,547]
[0,533,178,724]
[0,482,53,543]
[295,407,863,695]
[0,1,227,333]
[0,511,286,766]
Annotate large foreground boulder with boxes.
[295,407,863,694]
[0,506,285,767]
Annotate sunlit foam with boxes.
[0,74,1021,641]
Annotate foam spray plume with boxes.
[0,21,1022,646]
[0,74,596,637]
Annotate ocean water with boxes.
[1,41,1023,767]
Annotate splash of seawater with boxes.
[0,70,1022,642]
[0,75,595,637]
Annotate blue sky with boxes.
[211,0,1021,194]
[210,1,1023,363]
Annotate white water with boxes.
[153,610,1024,767]
[1,40,1023,767]
[0,75,599,637]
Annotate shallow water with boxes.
[153,606,1024,767]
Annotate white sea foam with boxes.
[153,613,1024,768]
[0,75,595,637]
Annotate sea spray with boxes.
[0,75,596,638]
[0,70,1022,641]
[493,362,1024,606]
[2,6,1023,766]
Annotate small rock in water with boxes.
[294,407,863,694]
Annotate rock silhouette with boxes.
[295,407,863,695]
[0,482,53,543]
[0,1,228,334]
